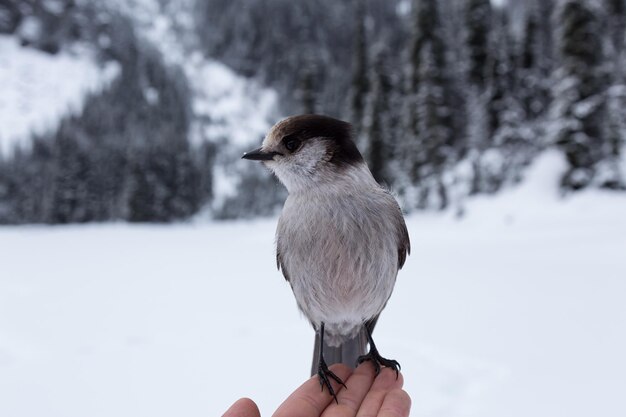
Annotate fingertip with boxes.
[222,397,260,417]
[390,389,411,407]
[379,389,412,417]
[237,398,260,412]
[375,367,404,390]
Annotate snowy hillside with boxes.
[107,0,279,147]
[107,0,280,207]
[0,35,119,154]
[1,151,624,417]
[0,0,281,224]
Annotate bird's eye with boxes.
[283,136,300,152]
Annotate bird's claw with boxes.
[357,348,401,379]
[317,357,346,403]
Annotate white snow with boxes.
[191,59,279,147]
[0,151,625,417]
[0,35,119,154]
[106,0,279,208]
[107,0,278,148]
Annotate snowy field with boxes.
[0,152,625,417]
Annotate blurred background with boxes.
[0,0,625,416]
[0,0,624,222]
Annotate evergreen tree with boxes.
[520,13,540,118]
[194,142,216,209]
[414,42,453,208]
[606,0,626,83]
[607,0,625,56]
[531,0,557,124]
[297,62,317,114]
[602,85,626,189]
[408,0,447,99]
[7,136,56,223]
[349,0,369,139]
[464,0,494,194]
[406,0,451,184]
[488,9,515,137]
[515,7,553,123]
[49,120,91,223]
[364,45,396,186]
[490,17,538,192]
[465,0,493,89]
[602,0,626,188]
[551,0,609,190]
[534,0,557,73]
[0,0,21,34]
[170,144,202,219]
[0,160,9,223]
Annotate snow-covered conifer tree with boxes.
[405,0,453,207]
[464,0,494,193]
[550,0,610,190]
[364,45,396,186]
[349,0,369,140]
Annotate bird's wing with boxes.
[395,203,411,270]
[276,248,291,282]
[381,189,410,270]
[275,212,293,283]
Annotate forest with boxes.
[0,0,624,223]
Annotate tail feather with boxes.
[310,326,368,376]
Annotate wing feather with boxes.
[395,203,411,270]
[276,246,291,282]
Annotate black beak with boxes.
[242,147,281,161]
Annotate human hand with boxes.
[221,363,411,417]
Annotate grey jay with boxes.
[242,114,410,402]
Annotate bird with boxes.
[242,114,410,402]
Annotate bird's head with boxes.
[242,115,366,192]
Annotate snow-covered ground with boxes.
[0,151,625,417]
[0,35,119,154]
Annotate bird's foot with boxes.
[357,346,401,379]
[317,355,347,403]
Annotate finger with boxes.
[355,368,404,417]
[321,363,377,417]
[378,389,411,417]
[222,398,261,417]
[273,364,353,417]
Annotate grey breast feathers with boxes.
[276,190,410,282]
